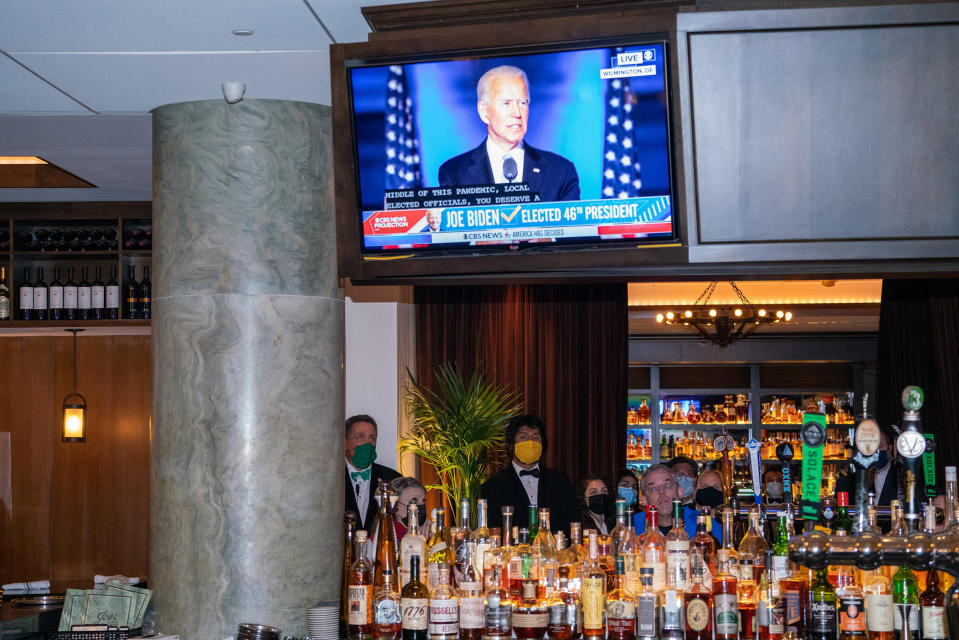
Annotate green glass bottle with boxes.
[834,492,853,535]
[528,505,539,541]
[808,567,838,640]
[891,565,920,640]
[772,514,791,583]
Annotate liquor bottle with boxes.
[64,266,78,320]
[661,433,670,457]
[138,265,151,319]
[428,563,459,640]
[400,502,427,588]
[738,550,760,640]
[610,499,630,556]
[607,555,637,640]
[401,555,429,640]
[637,399,651,424]
[582,531,607,640]
[485,562,513,640]
[513,529,534,594]
[514,577,548,640]
[373,570,402,640]
[773,514,792,584]
[835,492,853,535]
[342,512,359,636]
[48,266,63,320]
[642,505,667,592]
[372,482,400,593]
[838,565,866,640]
[781,553,810,638]
[77,266,91,320]
[125,265,138,319]
[692,514,717,583]
[529,505,540,541]
[685,552,714,640]
[891,564,920,640]
[348,530,375,640]
[808,567,838,640]
[713,549,739,640]
[105,265,119,319]
[759,550,785,640]
[547,565,581,640]
[636,567,659,640]
[0,266,8,320]
[554,533,580,592]
[663,582,686,640]
[450,497,473,586]
[739,504,770,583]
[533,508,557,587]
[627,405,639,426]
[667,498,692,591]
[863,566,894,640]
[33,267,48,320]
[457,542,485,639]
[597,533,616,591]
[427,507,452,590]
[471,499,493,586]
[919,568,946,640]
[91,265,105,319]
[620,506,642,595]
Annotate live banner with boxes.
[800,413,827,521]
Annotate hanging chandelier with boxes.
[655,281,793,348]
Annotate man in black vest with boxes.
[481,414,578,535]
[344,414,400,530]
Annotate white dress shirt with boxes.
[513,460,539,507]
[875,463,891,500]
[486,138,525,184]
[347,459,371,523]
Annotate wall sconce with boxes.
[62,328,86,443]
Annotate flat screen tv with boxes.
[341,35,678,261]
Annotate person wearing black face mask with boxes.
[691,469,725,545]
[391,476,427,542]
[579,473,615,535]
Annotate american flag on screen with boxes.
[601,49,643,199]
[384,65,422,190]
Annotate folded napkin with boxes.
[94,575,140,585]
[2,580,51,590]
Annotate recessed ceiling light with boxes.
[232,29,254,36]
[0,156,47,165]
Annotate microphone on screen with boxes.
[503,156,518,182]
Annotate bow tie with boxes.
[350,468,371,482]
[519,468,540,478]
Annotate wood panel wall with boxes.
[0,334,151,585]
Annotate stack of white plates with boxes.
[305,601,339,640]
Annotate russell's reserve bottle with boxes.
[428,563,459,640]
[348,530,374,640]
[400,555,429,640]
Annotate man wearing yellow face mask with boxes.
[344,414,401,529]
[481,414,578,535]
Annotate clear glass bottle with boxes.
[373,570,402,640]
[348,530,375,640]
[427,507,452,590]
[547,565,581,640]
[514,578,548,640]
[451,497,473,586]
[636,567,660,640]
[662,582,685,640]
[428,563,459,640]
[485,562,513,640]
[459,543,485,640]
[400,502,427,588]
[667,498,692,591]
[582,530,607,640]
[400,555,429,640]
[692,513,717,584]
[642,505,667,592]
[739,504,770,583]
[607,555,637,640]
[863,565,894,640]
[610,499,630,557]
[685,552,714,640]
[471,498,492,585]
[759,550,784,640]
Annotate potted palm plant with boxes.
[400,364,521,518]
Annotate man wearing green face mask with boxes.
[480,414,578,535]
[344,414,401,529]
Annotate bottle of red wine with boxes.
[33,267,48,321]
[77,266,91,320]
[64,266,78,320]
[106,266,119,320]
[125,265,138,319]
[19,267,33,320]
[139,266,152,319]
[49,266,64,320]
[91,265,105,320]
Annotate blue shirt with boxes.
[632,505,723,544]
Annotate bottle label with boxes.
[894,603,919,636]
[428,598,459,635]
[33,288,47,311]
[686,598,710,632]
[92,285,105,308]
[644,560,666,592]
[770,598,785,634]
[49,286,63,309]
[783,587,803,630]
[64,286,77,309]
[810,600,837,634]
[486,598,512,632]
[666,542,691,590]
[772,555,790,582]
[19,287,32,311]
[714,594,739,635]
[921,605,946,639]
[106,285,119,309]
[662,589,682,631]
[865,593,894,632]
[427,564,440,590]
[512,611,548,628]
[347,585,372,625]
[459,595,484,629]
[624,552,643,593]
[636,595,657,635]
[0,295,8,320]
[78,288,91,309]
[473,542,490,574]
[548,601,579,630]
[400,597,428,631]
[374,598,400,625]
[839,596,865,632]
[582,576,605,628]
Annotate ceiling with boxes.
[0,0,416,202]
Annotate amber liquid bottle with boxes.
[713,549,740,640]
[692,513,717,583]
[513,578,548,640]
[919,569,947,640]
[606,556,637,640]
[372,481,400,593]
[348,530,375,640]
[685,553,714,640]
[341,512,359,637]
[582,531,607,640]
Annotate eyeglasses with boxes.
[644,480,675,496]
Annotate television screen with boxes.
[347,38,676,254]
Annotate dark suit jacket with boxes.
[438,141,580,203]
[481,464,579,536]
[345,462,401,530]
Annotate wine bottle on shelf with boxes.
[0,266,9,320]
[91,265,105,320]
[106,266,119,319]
[33,267,48,321]
[77,266,91,320]
[138,265,151,319]
[64,266,78,321]
[125,265,138,319]
[49,267,64,320]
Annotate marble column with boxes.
[151,99,342,640]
